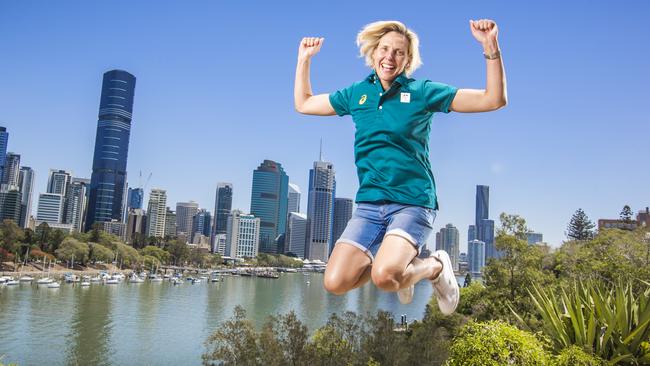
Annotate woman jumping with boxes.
[294,19,506,314]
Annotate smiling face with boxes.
[371,31,410,89]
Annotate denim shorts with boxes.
[335,202,437,262]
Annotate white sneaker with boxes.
[431,250,459,315]
[397,284,414,304]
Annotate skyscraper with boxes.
[36,193,64,223]
[126,208,147,245]
[286,212,308,258]
[176,201,199,237]
[288,183,301,214]
[85,70,136,231]
[127,187,144,210]
[250,160,289,254]
[18,167,34,228]
[64,178,89,232]
[192,209,212,242]
[0,187,21,223]
[1,153,20,187]
[47,169,71,196]
[332,198,353,251]
[0,127,8,180]
[212,182,233,237]
[437,224,459,270]
[146,188,167,238]
[164,208,176,238]
[475,185,497,260]
[468,239,486,275]
[468,224,476,242]
[225,210,260,259]
[306,159,336,262]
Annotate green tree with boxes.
[35,221,51,250]
[142,255,161,270]
[140,245,170,264]
[89,243,114,263]
[482,213,554,324]
[203,306,260,366]
[0,219,24,263]
[55,237,90,265]
[446,320,552,366]
[620,204,634,223]
[166,239,189,266]
[554,228,650,284]
[567,208,595,240]
[48,229,67,253]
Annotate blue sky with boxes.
[1,0,648,250]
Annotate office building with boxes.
[225,210,260,259]
[306,159,336,262]
[250,160,289,254]
[146,188,167,238]
[86,70,136,230]
[332,197,353,248]
[286,212,308,258]
[176,201,199,237]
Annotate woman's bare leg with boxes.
[371,234,442,292]
[323,243,372,295]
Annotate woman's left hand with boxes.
[470,19,498,45]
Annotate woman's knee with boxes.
[371,265,401,291]
[323,271,353,295]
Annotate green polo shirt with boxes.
[329,72,457,209]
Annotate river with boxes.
[0,273,465,365]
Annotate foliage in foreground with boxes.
[203,303,463,366]
[517,280,650,365]
[446,320,552,366]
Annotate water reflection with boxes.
[66,285,113,366]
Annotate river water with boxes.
[0,273,464,365]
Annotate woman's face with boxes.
[372,31,409,85]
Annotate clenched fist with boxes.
[469,19,498,45]
[298,37,324,61]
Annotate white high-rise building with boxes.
[176,201,199,238]
[146,188,167,238]
[225,210,260,259]
[36,193,64,223]
[286,212,308,258]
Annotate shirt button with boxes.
[380,92,383,96]
[379,106,383,109]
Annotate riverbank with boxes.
[0,262,133,279]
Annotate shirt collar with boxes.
[366,71,410,87]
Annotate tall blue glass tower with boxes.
[250,160,289,254]
[85,70,136,231]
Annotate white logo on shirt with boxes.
[400,92,411,103]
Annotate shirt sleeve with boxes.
[328,84,354,116]
[422,80,458,113]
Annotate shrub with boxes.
[555,346,606,366]
[519,280,650,364]
[446,320,552,366]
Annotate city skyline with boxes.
[1,1,648,249]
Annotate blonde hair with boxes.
[356,20,422,77]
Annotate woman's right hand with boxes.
[298,37,324,61]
